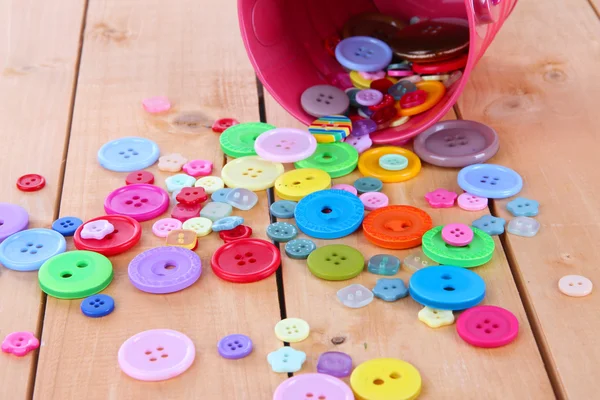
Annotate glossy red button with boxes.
[212,118,239,133]
[175,187,208,205]
[73,215,141,256]
[125,170,154,185]
[211,238,280,283]
[368,94,394,111]
[400,90,427,108]
[219,225,253,243]
[371,106,398,124]
[370,78,394,93]
[412,53,468,74]
[16,174,45,192]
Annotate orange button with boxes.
[399,80,446,117]
[363,205,433,249]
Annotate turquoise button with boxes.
[267,222,298,243]
[353,177,383,194]
[367,254,400,275]
[506,197,539,217]
[285,239,316,259]
[0,228,66,271]
[379,154,408,171]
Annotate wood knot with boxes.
[331,336,346,345]
[170,111,212,134]
[89,22,130,43]
[543,68,567,83]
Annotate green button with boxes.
[294,142,358,178]
[38,251,114,299]
[307,244,364,280]
[379,154,408,171]
[220,122,275,158]
[422,226,495,268]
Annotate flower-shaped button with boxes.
[171,203,201,222]
[212,118,239,133]
[194,176,224,194]
[345,133,373,154]
[200,202,232,222]
[80,220,114,240]
[182,159,213,177]
[403,251,439,272]
[165,174,196,193]
[182,217,213,237]
[418,306,455,328]
[267,222,298,242]
[441,223,474,247]
[368,254,400,275]
[217,334,253,360]
[165,229,197,250]
[151,218,182,238]
[507,217,540,237]
[457,193,488,211]
[274,318,310,343]
[226,188,258,211]
[212,216,244,232]
[158,153,188,172]
[142,96,171,113]
[360,192,389,211]
[472,215,506,235]
[267,347,306,373]
[1,332,39,357]
[175,187,208,205]
[337,284,374,308]
[317,351,353,378]
[373,278,408,301]
[559,275,593,297]
[507,197,540,217]
[425,188,457,208]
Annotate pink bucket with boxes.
[238,0,517,144]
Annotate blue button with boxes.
[457,164,523,199]
[367,254,400,275]
[267,222,298,243]
[354,177,383,194]
[211,188,232,203]
[51,217,83,237]
[373,278,408,301]
[0,228,66,271]
[506,197,539,217]
[212,216,244,232]
[335,36,393,72]
[270,200,297,219]
[472,215,506,235]
[284,239,317,260]
[409,266,486,310]
[80,294,115,318]
[295,190,364,239]
[97,137,160,172]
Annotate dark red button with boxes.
[171,203,202,222]
[16,174,45,192]
[125,170,154,185]
[400,90,427,108]
[175,187,208,205]
[371,105,398,124]
[370,78,394,94]
[211,238,280,283]
[212,118,239,133]
[73,215,141,256]
[368,94,395,111]
[219,225,253,243]
[412,54,468,74]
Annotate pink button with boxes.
[118,329,195,381]
[344,133,372,154]
[355,89,383,106]
[387,69,415,77]
[273,373,354,400]
[152,218,183,238]
[254,128,317,163]
[104,184,170,222]
[182,159,213,177]
[457,193,488,211]
[1,331,39,357]
[359,70,386,80]
[457,305,519,348]
[424,188,457,208]
[360,192,389,211]
[332,184,357,196]
[142,96,171,113]
[441,223,473,246]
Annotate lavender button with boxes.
[335,36,393,72]
[0,203,29,243]
[317,351,353,377]
[345,133,372,154]
[217,334,253,360]
[301,85,349,118]
[352,119,377,137]
[128,247,201,294]
[356,89,383,106]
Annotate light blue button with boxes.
[373,278,408,302]
[0,228,66,271]
[284,239,316,260]
[97,137,160,172]
[270,200,297,219]
[267,347,306,373]
[212,216,244,232]
[267,222,298,243]
[165,174,196,193]
[367,254,400,275]
[379,154,408,171]
[409,265,486,310]
[211,188,232,203]
[457,164,523,199]
[507,197,539,217]
[472,215,506,235]
[200,202,232,222]
[353,177,383,194]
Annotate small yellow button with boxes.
[418,306,455,328]
[182,217,213,237]
[274,318,310,343]
[194,176,224,194]
[358,147,421,183]
[350,358,422,400]
[221,156,284,191]
[399,80,446,117]
[165,229,197,249]
[274,168,331,201]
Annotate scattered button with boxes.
[344,133,373,154]
[151,218,182,238]
[219,225,252,243]
[418,306,455,328]
[316,352,353,378]
[1,332,39,357]
[308,115,353,143]
[331,183,358,195]
[194,176,224,194]
[398,80,445,117]
[74,215,141,256]
[142,96,170,113]
[254,128,317,162]
[98,137,160,172]
[274,168,331,201]
[104,184,170,222]
[182,217,212,237]
[284,239,317,260]
[558,275,593,297]
[0,228,66,271]
[51,216,82,237]
[350,358,421,400]
[295,142,358,178]
[360,191,389,211]
[457,193,488,211]
[0,203,29,242]
[175,187,208,205]
[441,223,473,247]
[507,197,540,217]
[424,188,458,208]
[211,188,232,203]
[352,119,377,137]
[200,202,232,222]
[269,200,297,219]
[16,174,46,192]
[472,215,506,236]
[211,238,280,283]
[170,202,201,223]
[182,159,213,177]
[221,156,284,191]
[274,318,310,343]
[226,188,258,210]
[423,226,494,267]
[217,334,253,360]
[220,122,275,158]
[362,205,433,249]
[308,245,364,281]
[165,173,196,192]
[456,305,519,348]
[358,146,421,183]
[400,89,427,108]
[335,36,393,72]
[379,154,408,171]
[80,219,115,240]
[507,216,540,237]
[80,294,115,318]
[165,230,197,249]
[267,347,306,373]
[125,170,155,185]
[373,278,408,301]
[337,284,374,308]
[356,89,384,106]
[212,216,244,232]
[212,118,239,133]
[266,222,298,243]
[367,254,400,275]
[458,164,523,199]
[403,250,439,272]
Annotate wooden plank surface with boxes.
[0,0,86,398]
[458,0,600,398]
[32,0,283,399]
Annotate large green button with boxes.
[38,250,114,299]
[219,122,275,158]
[294,142,358,178]
[307,244,364,280]
[422,226,495,268]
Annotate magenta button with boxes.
[104,184,169,222]
[273,373,354,400]
[442,223,474,247]
[254,128,317,163]
[457,305,519,348]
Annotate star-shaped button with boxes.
[472,215,506,235]
[507,197,539,217]
[424,188,458,208]
[372,278,408,302]
[267,347,306,373]
[418,306,455,328]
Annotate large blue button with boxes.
[295,189,364,239]
[0,228,67,271]
[409,266,485,310]
[97,137,160,172]
[52,217,83,237]
[457,164,523,199]
[80,294,115,318]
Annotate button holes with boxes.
[238,261,246,266]
[156,347,164,351]
[119,151,125,155]
[126,200,133,205]
[441,274,452,280]
[389,372,401,379]
[480,180,487,183]
[383,287,388,290]
[432,310,438,314]
[133,152,139,155]
[94,304,99,308]
[490,182,497,185]
[569,283,574,286]
[492,324,499,328]
[133,196,140,200]
[525,203,530,206]
[484,329,492,334]
[324,101,330,105]
[248,258,256,263]
[134,203,142,207]
[443,286,455,291]
[476,324,482,329]
[99,301,105,305]
[30,250,37,254]
[161,354,168,358]
[334,262,340,265]
[20,248,27,253]
[484,319,490,323]
[325,258,331,261]
[373,379,384,385]
[124,155,130,158]
[306,394,314,398]
[61,272,72,278]
[578,282,583,285]
[245,252,253,257]
[149,358,157,362]
[27,242,33,247]
[490,221,496,224]
[257,170,263,173]
[318,396,326,400]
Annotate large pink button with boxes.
[457,305,519,348]
[254,128,317,163]
[104,184,170,222]
[457,192,488,211]
[273,373,354,400]
[441,223,473,246]
[118,329,196,381]
[359,192,389,211]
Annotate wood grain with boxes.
[0,0,86,398]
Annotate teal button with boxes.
[267,222,298,243]
[379,154,408,171]
[285,239,316,259]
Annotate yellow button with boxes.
[194,176,224,194]
[350,72,397,90]
[274,318,310,343]
[221,156,284,191]
[274,168,331,201]
[182,217,213,237]
[350,358,422,400]
[165,229,197,249]
[358,147,421,183]
[418,306,455,328]
[390,115,409,128]
[399,80,446,117]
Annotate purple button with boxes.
[273,373,354,400]
[355,89,383,106]
[335,36,393,72]
[344,133,372,154]
[317,351,353,378]
[301,85,350,118]
[128,247,201,294]
[217,334,253,360]
[0,203,29,243]
[352,119,377,137]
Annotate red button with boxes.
[211,238,280,283]
[219,225,253,243]
[171,203,202,222]
[368,94,394,111]
[74,215,141,256]
[212,118,239,133]
[16,174,45,192]
[400,90,427,108]
[370,78,394,94]
[125,171,154,185]
[175,187,208,205]
[412,53,468,74]
[371,105,398,125]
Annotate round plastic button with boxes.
[422,226,494,268]
[558,275,593,297]
[441,223,473,247]
[350,358,421,400]
[80,294,115,318]
[295,142,358,178]
[219,225,253,243]
[398,80,445,117]
[38,250,113,299]
[212,118,239,133]
[270,200,297,219]
[104,184,169,222]
[409,265,486,310]
[211,238,280,283]
[457,193,488,211]
[219,122,275,158]
[274,373,354,400]
[358,147,421,183]
[51,217,83,237]
[221,156,284,191]
[360,192,389,211]
[307,244,364,281]
[285,239,317,260]
[274,168,331,202]
[16,174,45,192]
[413,53,468,74]
[335,36,393,72]
[414,120,500,167]
[331,184,358,195]
[73,215,141,256]
[274,318,310,343]
[354,177,383,194]
[128,247,201,294]
[379,154,408,171]
[97,137,160,172]
[356,89,383,106]
[125,170,154,185]
[194,176,225,194]
[457,305,519,348]
[266,222,298,242]
[458,164,523,199]
[301,85,350,118]
[211,188,232,203]
[295,190,364,239]
[362,205,432,250]
[254,128,317,163]
[152,218,182,238]
[182,217,212,237]
[217,334,253,360]
[118,329,195,382]
[0,203,29,242]
[0,228,66,271]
